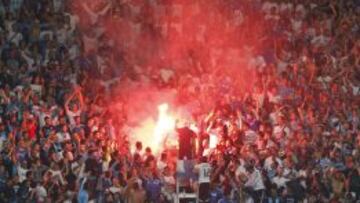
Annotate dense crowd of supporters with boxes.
[0,0,359,203]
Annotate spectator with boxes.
[78,177,89,203]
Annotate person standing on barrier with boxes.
[195,156,212,203]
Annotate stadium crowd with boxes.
[0,0,359,203]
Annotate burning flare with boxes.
[153,103,176,153]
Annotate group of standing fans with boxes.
[0,0,359,203]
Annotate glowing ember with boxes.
[153,103,176,153]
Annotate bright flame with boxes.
[209,133,218,149]
[152,103,176,153]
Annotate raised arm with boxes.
[81,2,97,18]
[98,2,112,16]
[65,87,84,113]
[297,106,305,122]
[65,90,77,113]
[0,89,10,104]
[79,176,87,192]
[23,88,34,103]
[77,89,85,111]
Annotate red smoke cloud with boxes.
[71,0,265,83]
[70,0,267,150]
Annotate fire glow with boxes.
[153,103,176,153]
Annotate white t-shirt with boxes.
[295,4,306,17]
[102,160,110,172]
[264,156,283,171]
[39,112,51,128]
[20,50,35,66]
[66,110,81,127]
[56,132,71,143]
[262,1,278,14]
[272,175,289,188]
[30,84,42,96]
[17,165,28,182]
[164,175,175,185]
[7,31,23,46]
[160,69,174,83]
[157,160,167,172]
[108,186,122,194]
[53,0,64,12]
[268,92,281,104]
[235,164,246,177]
[291,19,303,33]
[280,2,293,13]
[196,163,211,183]
[55,27,67,44]
[68,44,80,60]
[64,13,79,33]
[245,169,265,191]
[311,35,330,47]
[249,55,266,71]
[0,136,6,152]
[351,84,359,96]
[36,185,47,201]
[273,125,291,139]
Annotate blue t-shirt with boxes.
[0,131,7,139]
[78,188,88,203]
[210,187,223,203]
[78,178,89,203]
[145,178,162,201]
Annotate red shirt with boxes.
[27,121,37,140]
